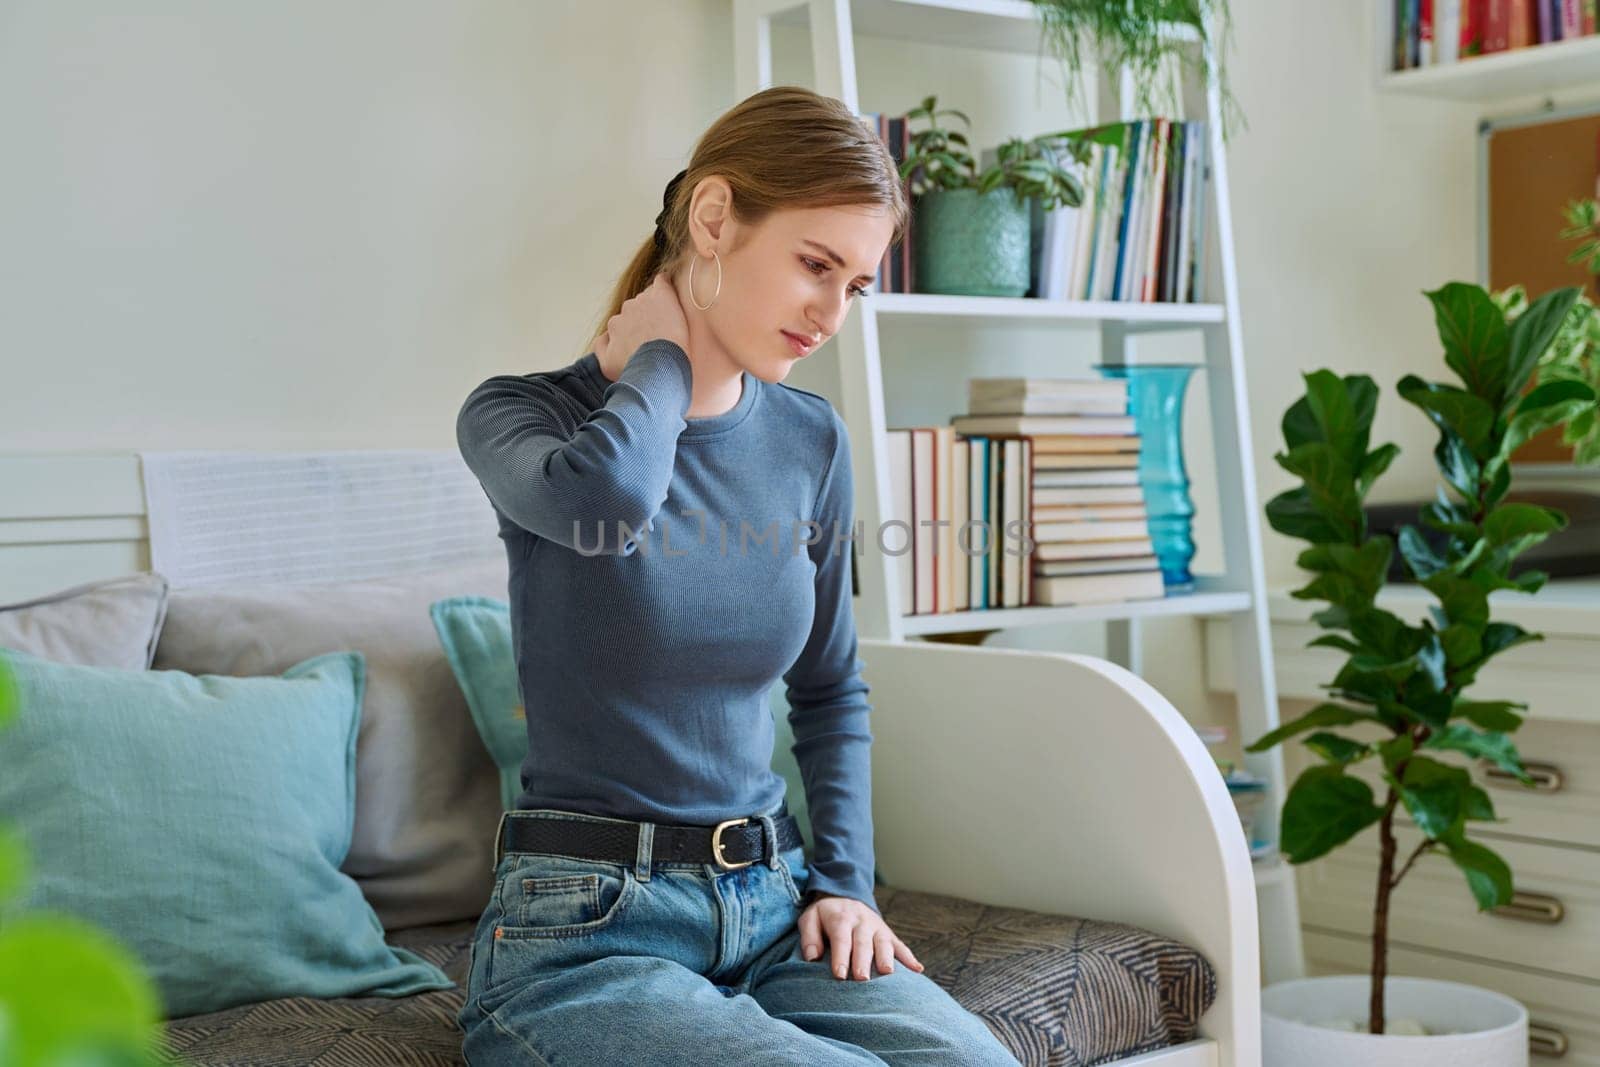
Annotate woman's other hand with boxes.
[799,892,925,981]
[591,272,691,382]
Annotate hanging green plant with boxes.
[1026,0,1242,140]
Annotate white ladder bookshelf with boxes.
[733,0,1305,986]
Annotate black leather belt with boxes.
[496,810,804,871]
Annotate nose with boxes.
[810,294,848,340]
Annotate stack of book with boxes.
[1033,118,1211,304]
[951,378,1166,608]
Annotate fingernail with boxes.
[835,966,846,978]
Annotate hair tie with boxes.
[654,168,688,251]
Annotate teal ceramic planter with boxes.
[913,186,1032,297]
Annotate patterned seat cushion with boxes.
[162,885,1216,1067]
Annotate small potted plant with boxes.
[900,94,1087,298]
[1246,281,1594,1065]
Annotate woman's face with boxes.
[675,187,894,384]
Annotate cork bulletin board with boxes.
[1483,102,1600,465]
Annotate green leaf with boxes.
[1357,443,1401,498]
[1281,765,1386,863]
[1438,623,1481,667]
[1505,285,1583,402]
[1308,633,1362,654]
[1425,282,1511,403]
[1245,702,1384,752]
[1423,573,1489,629]
[1377,734,1415,772]
[1397,525,1446,580]
[1306,369,1375,458]
[1397,375,1496,458]
[1265,486,1350,543]
[1393,755,1471,838]
[1464,783,1498,821]
[1304,732,1373,764]
[1495,379,1596,471]
[1278,442,1363,536]
[1423,723,1530,781]
[1483,502,1565,547]
[1439,832,1514,909]
[1456,700,1527,731]
[0,914,164,1067]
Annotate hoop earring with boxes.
[689,250,721,311]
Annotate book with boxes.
[1033,554,1160,577]
[1029,434,1142,454]
[1033,468,1141,488]
[1030,519,1150,542]
[951,431,968,612]
[1034,537,1156,562]
[1032,568,1165,606]
[1032,504,1148,521]
[966,393,1127,416]
[886,429,913,617]
[968,436,988,609]
[1034,452,1140,469]
[934,426,955,614]
[1003,438,1025,608]
[911,428,934,614]
[950,413,1136,436]
[1034,485,1145,506]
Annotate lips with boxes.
[781,330,816,356]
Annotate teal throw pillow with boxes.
[429,597,526,810]
[0,648,454,1019]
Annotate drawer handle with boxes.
[1484,760,1564,792]
[1529,1022,1569,1058]
[1490,891,1565,924]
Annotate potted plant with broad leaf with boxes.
[900,94,1086,297]
[1246,281,1593,1065]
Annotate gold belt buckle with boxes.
[711,817,755,870]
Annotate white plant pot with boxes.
[1262,975,1528,1067]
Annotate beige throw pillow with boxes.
[152,558,511,931]
[0,572,170,670]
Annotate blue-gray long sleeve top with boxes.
[456,339,877,911]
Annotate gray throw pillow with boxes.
[0,572,169,670]
[152,558,511,931]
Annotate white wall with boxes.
[5,0,1574,737]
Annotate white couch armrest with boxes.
[861,638,1259,1067]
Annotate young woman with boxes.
[453,85,1020,1065]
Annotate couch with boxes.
[0,450,1259,1066]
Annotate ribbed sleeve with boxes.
[783,413,877,913]
[455,340,693,555]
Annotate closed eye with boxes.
[802,257,871,298]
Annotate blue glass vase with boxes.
[1093,364,1200,592]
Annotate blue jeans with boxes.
[456,805,1020,1065]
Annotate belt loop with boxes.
[757,812,780,870]
[635,821,654,882]
[492,809,511,873]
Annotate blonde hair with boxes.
[590,86,909,342]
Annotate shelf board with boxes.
[1378,35,1600,100]
[871,292,1224,328]
[770,0,1200,56]
[900,580,1250,636]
